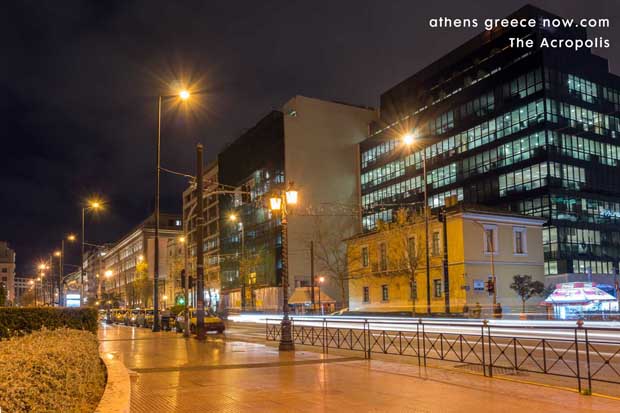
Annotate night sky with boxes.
[3,0,619,275]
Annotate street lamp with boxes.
[269,183,298,351]
[153,88,192,332]
[81,199,103,305]
[402,133,432,315]
[228,213,246,311]
[57,234,77,307]
[318,275,325,315]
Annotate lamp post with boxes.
[229,213,246,311]
[153,88,190,332]
[81,200,102,305]
[403,133,432,315]
[29,280,36,306]
[37,263,48,305]
[318,276,325,315]
[269,183,298,351]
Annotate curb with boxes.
[95,350,131,413]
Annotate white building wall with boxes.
[283,96,376,308]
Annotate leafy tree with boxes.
[378,208,425,316]
[133,261,151,307]
[510,274,545,313]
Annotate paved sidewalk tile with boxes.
[99,324,620,412]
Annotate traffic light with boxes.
[180,269,186,287]
[189,276,195,289]
[486,279,495,295]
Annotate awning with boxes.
[544,285,617,304]
[289,287,336,305]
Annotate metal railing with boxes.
[265,317,620,394]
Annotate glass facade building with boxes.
[360,5,620,280]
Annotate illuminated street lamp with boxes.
[318,275,325,315]
[153,87,192,332]
[81,199,103,305]
[269,183,298,351]
[402,132,432,315]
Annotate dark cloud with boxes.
[3,0,619,273]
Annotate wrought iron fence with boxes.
[265,317,620,394]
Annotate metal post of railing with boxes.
[421,319,427,367]
[486,320,493,377]
[481,321,487,377]
[574,324,582,393]
[365,319,371,359]
[399,331,403,355]
[513,338,518,373]
[440,333,444,360]
[416,320,421,367]
[323,318,328,355]
[542,339,547,373]
[584,327,592,393]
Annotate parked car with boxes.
[124,309,143,326]
[175,308,225,334]
[113,309,128,324]
[136,308,154,328]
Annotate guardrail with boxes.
[265,317,620,394]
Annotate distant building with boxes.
[13,276,30,305]
[358,5,620,288]
[0,242,16,303]
[218,96,376,311]
[82,245,111,302]
[346,207,545,315]
[102,213,182,308]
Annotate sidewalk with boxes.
[99,324,619,412]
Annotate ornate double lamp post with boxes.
[269,183,298,351]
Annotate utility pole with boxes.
[195,144,206,339]
[153,95,162,332]
[59,241,64,306]
[423,151,431,315]
[310,240,315,313]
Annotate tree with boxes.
[510,274,545,313]
[19,288,36,306]
[133,261,151,307]
[313,215,362,309]
[378,208,425,316]
[239,249,264,310]
[0,283,7,306]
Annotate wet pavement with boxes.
[99,323,620,412]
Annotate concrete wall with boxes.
[283,96,376,308]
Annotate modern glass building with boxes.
[360,5,620,283]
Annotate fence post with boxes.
[486,320,493,377]
[542,339,547,373]
[420,318,427,367]
[323,318,328,354]
[584,326,592,393]
[416,320,421,367]
[481,321,487,377]
[365,319,371,359]
[574,322,582,393]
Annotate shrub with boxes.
[0,307,98,339]
[0,328,106,412]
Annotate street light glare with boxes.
[104,270,113,278]
[228,213,237,222]
[285,190,298,205]
[67,234,77,241]
[54,251,61,257]
[269,197,282,211]
[179,90,190,100]
[178,236,186,243]
[403,133,415,145]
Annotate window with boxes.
[432,231,441,256]
[379,242,387,271]
[1,268,6,273]
[381,285,389,301]
[407,237,416,259]
[361,246,369,268]
[483,225,498,254]
[433,280,442,298]
[513,227,527,255]
[363,286,370,303]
